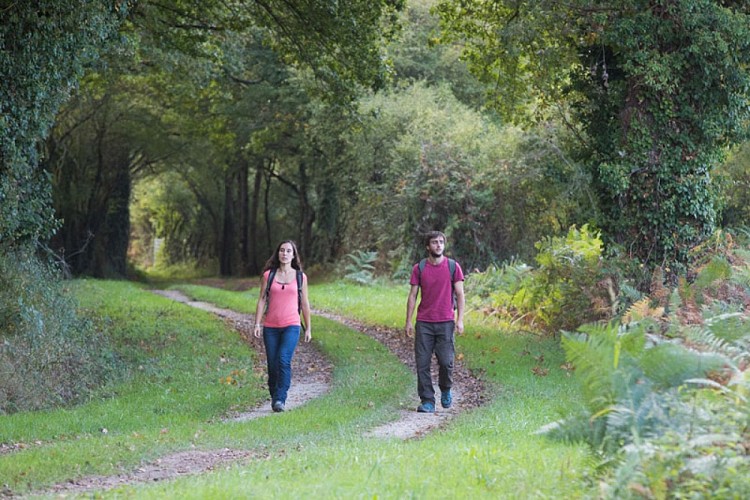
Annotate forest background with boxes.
[3,0,750,496]
[4,0,750,279]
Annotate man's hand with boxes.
[455,320,464,336]
[405,324,414,338]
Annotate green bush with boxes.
[342,250,377,285]
[465,225,613,333]
[0,248,118,413]
[544,250,750,498]
[463,259,532,324]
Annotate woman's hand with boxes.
[304,328,312,343]
[253,323,262,338]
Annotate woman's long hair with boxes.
[263,240,303,272]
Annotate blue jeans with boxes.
[414,321,455,404]
[263,325,300,404]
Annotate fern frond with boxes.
[641,342,732,388]
[650,266,669,306]
[343,250,378,285]
[693,256,732,304]
[622,298,664,325]
[562,323,646,411]
[683,326,748,367]
[703,313,750,341]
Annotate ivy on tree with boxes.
[437,0,750,274]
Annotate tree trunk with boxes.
[263,161,273,252]
[297,162,315,260]
[219,170,234,276]
[247,160,264,275]
[91,149,130,277]
[46,107,131,279]
[237,157,250,275]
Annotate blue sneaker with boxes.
[441,390,452,409]
[417,402,435,413]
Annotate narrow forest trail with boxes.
[43,289,486,496]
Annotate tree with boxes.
[244,0,405,100]
[386,0,486,108]
[342,82,585,270]
[715,142,750,229]
[0,1,125,245]
[30,0,405,277]
[437,0,750,274]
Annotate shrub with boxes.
[343,250,377,285]
[465,225,614,333]
[0,247,117,414]
[463,259,532,326]
[543,248,750,497]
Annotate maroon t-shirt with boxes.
[410,257,464,323]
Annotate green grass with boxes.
[311,281,410,329]
[0,280,410,494]
[172,283,258,314]
[0,279,596,498]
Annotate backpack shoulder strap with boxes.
[265,268,276,299]
[296,270,303,313]
[447,258,456,282]
[417,258,427,285]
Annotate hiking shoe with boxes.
[441,390,452,409]
[416,402,435,413]
[272,401,285,412]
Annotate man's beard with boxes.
[429,250,442,258]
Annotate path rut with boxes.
[38,289,485,496]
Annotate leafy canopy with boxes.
[437,0,750,273]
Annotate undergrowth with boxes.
[542,233,750,498]
[0,249,116,414]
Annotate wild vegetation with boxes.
[463,228,750,497]
[3,0,750,497]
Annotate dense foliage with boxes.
[437,0,750,274]
[0,0,126,413]
[342,83,589,271]
[538,239,750,497]
[0,249,117,413]
[0,0,407,412]
[462,226,750,496]
[0,0,125,244]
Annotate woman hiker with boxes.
[254,240,312,412]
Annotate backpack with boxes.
[417,257,457,309]
[265,268,304,313]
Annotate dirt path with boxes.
[312,310,485,439]
[39,290,486,496]
[152,290,333,419]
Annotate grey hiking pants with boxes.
[414,320,455,404]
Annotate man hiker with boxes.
[405,230,465,413]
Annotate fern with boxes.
[621,298,664,324]
[640,342,731,389]
[562,322,647,413]
[550,241,750,497]
[613,282,644,318]
[684,325,748,368]
[692,256,732,305]
[343,250,377,285]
